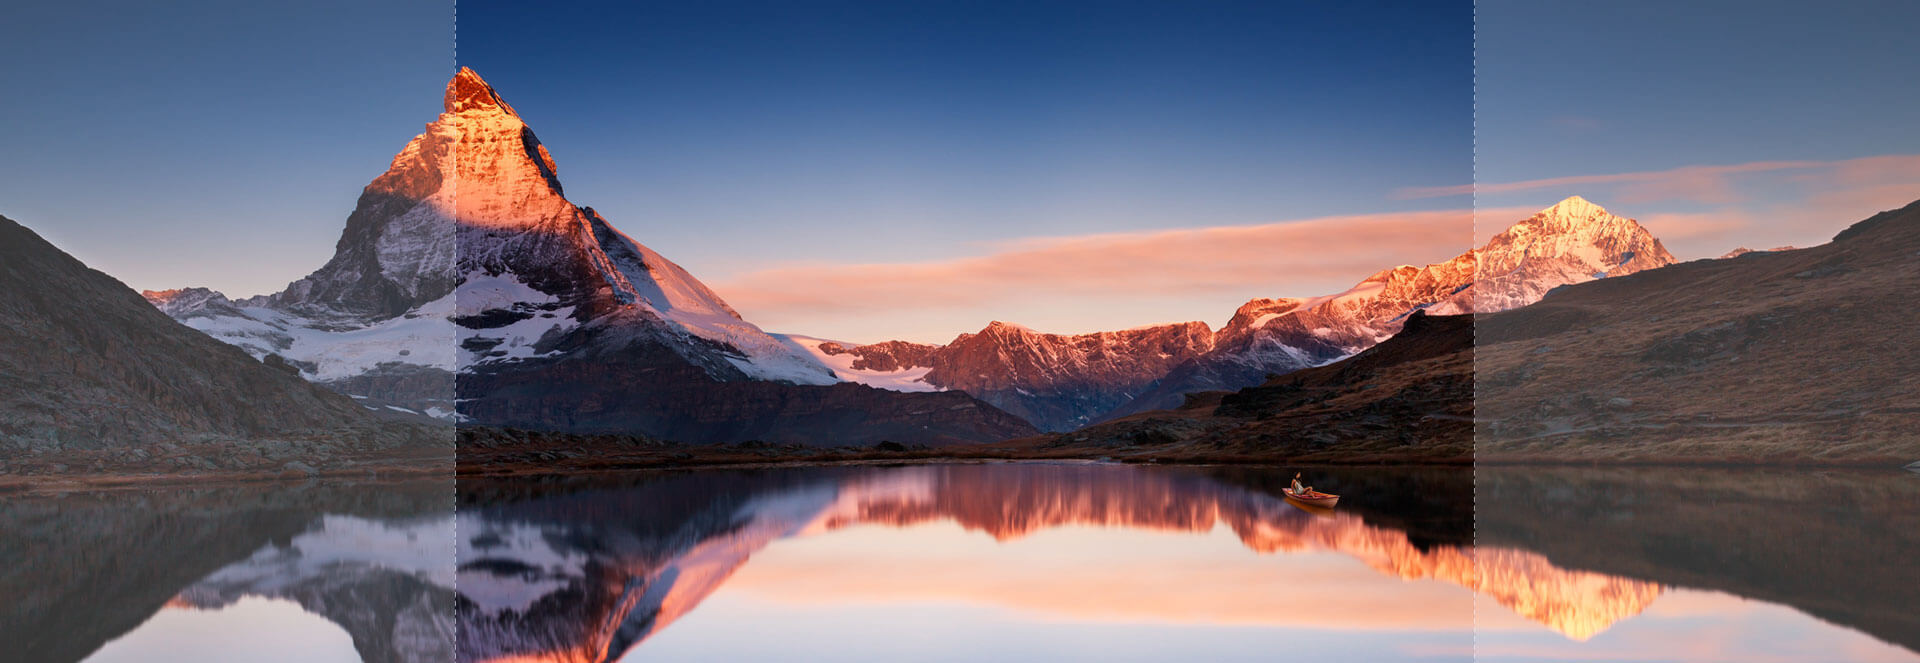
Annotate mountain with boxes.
[817,196,1671,432]
[1102,195,1673,421]
[1474,198,1920,462]
[0,216,432,476]
[1031,311,1474,463]
[151,68,1033,446]
[1041,198,1920,465]
[794,320,1216,431]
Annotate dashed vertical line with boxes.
[1469,1,1481,662]
[448,4,462,663]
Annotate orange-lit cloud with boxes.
[714,155,1916,342]
[713,209,1486,339]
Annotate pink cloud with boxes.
[712,209,1480,325]
[1635,210,1752,242]
[709,155,1920,341]
[1402,155,1920,260]
[1396,160,1830,202]
[1630,155,1920,257]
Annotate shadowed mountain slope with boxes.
[0,216,441,477]
[1475,198,1920,462]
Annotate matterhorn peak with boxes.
[444,66,517,116]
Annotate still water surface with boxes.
[7,462,1915,662]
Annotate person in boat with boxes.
[1291,473,1311,496]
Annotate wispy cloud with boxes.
[714,155,1919,342]
[1403,155,1920,259]
[713,209,1481,334]
[1399,154,1920,206]
[1395,160,1834,202]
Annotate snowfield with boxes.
[174,295,456,382]
[783,334,943,392]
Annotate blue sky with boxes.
[0,0,451,299]
[1477,0,1920,181]
[458,0,1473,340]
[5,1,1914,343]
[1472,0,1920,262]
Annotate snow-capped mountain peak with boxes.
[1539,194,1603,219]
[1101,197,1675,420]
[423,68,834,384]
[1472,195,1674,310]
[147,68,840,419]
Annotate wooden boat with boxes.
[1283,487,1339,508]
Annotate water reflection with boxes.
[0,480,454,663]
[456,463,1901,662]
[5,464,1913,662]
[1474,466,1920,660]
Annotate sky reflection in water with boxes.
[18,463,1917,662]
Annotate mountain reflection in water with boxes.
[455,463,1736,663]
[5,464,1914,663]
[1,480,455,663]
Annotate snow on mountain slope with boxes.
[174,513,456,663]
[1468,195,1674,312]
[148,67,838,419]
[420,67,840,386]
[784,334,943,392]
[1104,196,1676,421]
[148,287,457,382]
[804,196,1673,432]
[808,321,1217,431]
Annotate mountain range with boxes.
[153,68,1892,457]
[148,68,1033,446]
[1035,198,1920,465]
[817,195,1674,431]
[1473,198,1920,461]
[7,66,1908,469]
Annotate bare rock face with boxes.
[140,67,1030,447]
[817,197,1670,432]
[818,339,941,372]
[1065,198,1920,466]
[817,321,1216,432]
[1104,196,1673,421]
[1038,311,1475,464]
[423,69,1034,444]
